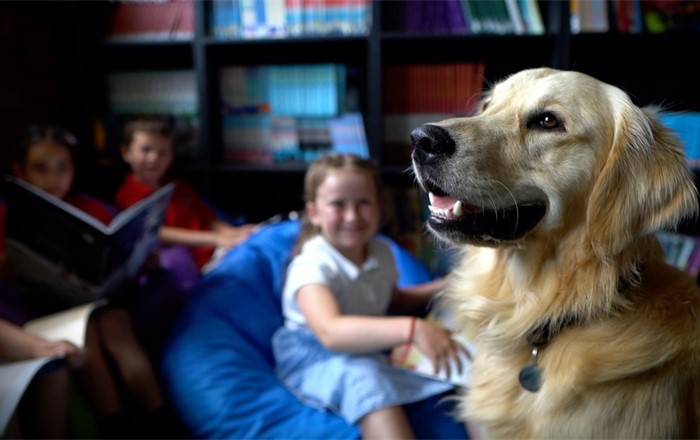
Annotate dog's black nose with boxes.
[410,125,455,160]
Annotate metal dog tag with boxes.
[519,347,542,392]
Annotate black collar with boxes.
[519,264,643,392]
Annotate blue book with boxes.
[329,112,368,158]
[659,111,700,170]
[210,0,241,38]
[268,64,344,117]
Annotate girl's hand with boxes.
[214,224,258,249]
[32,339,86,368]
[412,318,470,378]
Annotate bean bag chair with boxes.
[161,220,469,439]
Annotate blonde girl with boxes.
[272,153,466,439]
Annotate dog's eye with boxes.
[528,112,562,131]
[479,99,490,112]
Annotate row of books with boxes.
[657,231,700,277]
[571,0,700,34]
[221,64,347,118]
[223,112,368,164]
[384,62,485,115]
[220,63,366,163]
[384,0,545,35]
[108,0,194,42]
[382,62,486,165]
[659,111,700,170]
[210,0,372,39]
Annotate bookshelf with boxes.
[63,0,700,271]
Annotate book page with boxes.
[0,357,63,436]
[390,297,475,386]
[106,182,175,233]
[23,300,105,347]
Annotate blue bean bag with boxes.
[161,220,469,439]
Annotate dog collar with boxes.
[519,316,578,392]
[518,265,643,393]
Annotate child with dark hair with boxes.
[115,117,258,274]
[0,124,179,438]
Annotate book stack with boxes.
[108,0,194,41]
[382,62,485,165]
[220,64,367,164]
[384,0,545,35]
[209,0,372,39]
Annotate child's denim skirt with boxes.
[272,326,455,424]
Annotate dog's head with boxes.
[411,67,698,260]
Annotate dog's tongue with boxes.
[431,194,459,210]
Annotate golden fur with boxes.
[411,68,700,438]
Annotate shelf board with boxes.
[202,34,368,46]
[209,162,309,174]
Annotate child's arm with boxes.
[298,283,410,352]
[0,319,85,365]
[210,219,259,242]
[298,283,465,376]
[159,221,257,249]
[159,225,222,247]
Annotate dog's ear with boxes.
[587,104,698,261]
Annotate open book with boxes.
[390,296,475,386]
[4,176,174,307]
[0,301,103,436]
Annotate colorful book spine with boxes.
[210,0,371,38]
[518,0,545,35]
[210,0,241,38]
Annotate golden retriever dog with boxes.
[410,67,700,438]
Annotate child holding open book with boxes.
[115,117,258,274]
[0,124,176,438]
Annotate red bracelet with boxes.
[398,316,417,365]
[407,315,416,345]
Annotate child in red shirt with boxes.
[1,124,177,438]
[115,117,257,272]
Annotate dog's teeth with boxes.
[428,202,465,220]
[428,205,446,218]
[453,200,463,217]
[429,192,435,205]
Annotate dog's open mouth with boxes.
[426,187,546,244]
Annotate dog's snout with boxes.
[410,125,455,161]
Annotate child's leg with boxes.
[17,365,70,438]
[95,306,165,412]
[359,405,414,440]
[77,317,124,420]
